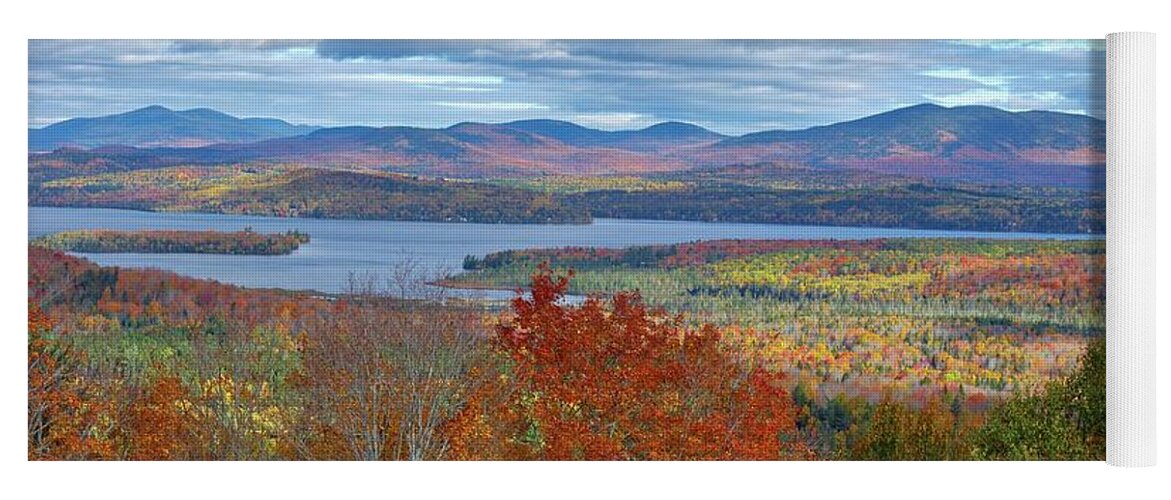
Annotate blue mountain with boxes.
[29,106,318,151]
[503,119,726,151]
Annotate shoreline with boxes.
[28,205,1105,239]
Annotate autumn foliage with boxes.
[28,245,1104,461]
[297,287,483,461]
[28,304,117,460]
[448,268,809,460]
[124,374,198,460]
[33,228,310,256]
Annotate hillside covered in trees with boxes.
[29,160,1103,234]
[30,165,589,224]
[33,229,310,255]
[29,243,1104,460]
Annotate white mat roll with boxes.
[1106,31,1156,467]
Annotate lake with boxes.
[29,207,1102,298]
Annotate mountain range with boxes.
[28,104,1105,185]
[29,106,319,151]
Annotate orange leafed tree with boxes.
[28,304,117,460]
[125,374,198,460]
[448,268,810,460]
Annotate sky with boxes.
[28,39,1105,135]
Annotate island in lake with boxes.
[31,228,310,255]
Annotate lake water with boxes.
[29,207,1102,298]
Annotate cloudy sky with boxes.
[29,39,1104,135]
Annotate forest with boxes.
[454,238,1104,409]
[29,164,589,224]
[566,182,1103,234]
[33,229,310,255]
[29,159,1103,234]
[29,240,1104,460]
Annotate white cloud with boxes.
[924,89,1071,111]
[328,74,503,85]
[921,68,1013,87]
[418,85,498,93]
[430,101,550,111]
[28,40,1105,133]
[948,40,1105,52]
[571,112,655,130]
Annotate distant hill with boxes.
[30,165,590,224]
[28,104,1105,186]
[503,120,726,152]
[29,106,319,151]
[701,104,1104,170]
[30,121,695,177]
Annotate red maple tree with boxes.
[448,267,809,460]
